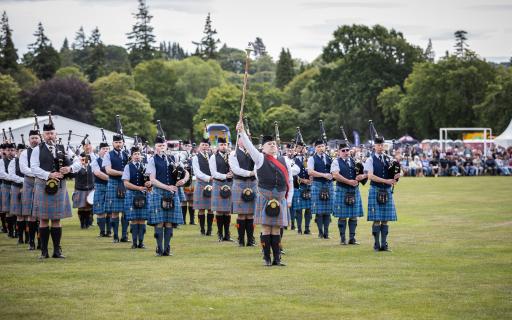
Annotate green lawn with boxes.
[0,177,511,320]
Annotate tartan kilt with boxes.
[124,190,150,221]
[1,183,11,213]
[367,185,397,222]
[211,180,232,213]
[193,179,212,210]
[292,184,312,211]
[311,181,333,215]
[148,187,183,225]
[21,176,35,216]
[105,178,125,214]
[333,185,364,218]
[72,189,92,209]
[178,187,186,203]
[93,182,107,215]
[254,187,290,227]
[231,178,257,214]
[9,184,23,216]
[32,178,72,220]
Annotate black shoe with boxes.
[304,229,311,235]
[205,230,211,236]
[291,225,295,230]
[264,259,272,267]
[318,233,324,239]
[155,247,162,256]
[138,243,145,249]
[379,244,392,252]
[17,239,24,245]
[340,240,347,245]
[163,246,172,256]
[29,243,36,250]
[190,222,196,225]
[272,260,286,266]
[120,237,129,242]
[323,235,330,239]
[348,239,360,245]
[113,236,120,243]
[36,242,41,250]
[52,250,65,259]
[223,236,235,242]
[131,244,138,249]
[98,232,106,238]
[106,232,112,237]
[39,252,50,259]
[246,239,256,247]
[373,244,380,252]
[297,229,302,235]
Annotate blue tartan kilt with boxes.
[21,176,35,216]
[211,180,232,213]
[254,187,290,227]
[148,187,183,225]
[292,184,312,211]
[367,185,397,222]
[72,190,92,209]
[93,182,107,215]
[9,184,23,216]
[1,183,11,213]
[193,179,212,210]
[311,181,333,215]
[32,178,72,220]
[124,189,150,221]
[105,178,125,214]
[333,185,364,218]
[231,178,257,214]
[177,187,186,203]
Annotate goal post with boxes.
[439,127,492,155]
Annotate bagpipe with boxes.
[45,111,70,195]
[368,120,401,182]
[340,125,367,185]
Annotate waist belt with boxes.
[3,181,12,185]
[13,182,23,188]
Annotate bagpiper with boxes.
[91,137,111,237]
[0,141,15,237]
[191,139,214,236]
[30,112,81,259]
[72,150,95,229]
[291,132,313,235]
[180,140,195,225]
[19,127,42,250]
[236,120,293,266]
[8,143,27,244]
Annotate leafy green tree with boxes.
[424,38,435,62]
[92,72,156,138]
[194,84,263,138]
[263,105,300,140]
[193,13,220,60]
[283,67,319,110]
[84,27,106,81]
[25,22,60,79]
[0,74,23,121]
[0,11,18,72]
[251,82,283,112]
[275,48,294,89]
[59,38,73,67]
[8,66,39,90]
[104,45,132,74]
[376,85,403,137]
[71,26,88,68]
[126,0,156,67]
[55,66,87,82]
[252,37,267,58]
[159,41,187,60]
[216,44,246,73]
[474,66,512,133]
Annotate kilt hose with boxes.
[211,180,232,213]
[93,182,107,215]
[32,178,72,220]
[21,176,35,217]
[231,178,257,214]
[105,178,125,214]
[333,185,364,219]
[254,187,290,227]
[193,179,212,211]
[148,187,183,225]
[367,185,397,222]
[9,184,23,216]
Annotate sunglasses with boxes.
[340,148,349,152]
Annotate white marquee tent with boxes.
[0,115,133,147]
[494,119,512,148]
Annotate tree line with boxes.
[0,0,510,143]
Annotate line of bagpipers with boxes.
[0,113,401,267]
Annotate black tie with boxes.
[345,159,350,167]
[136,163,140,170]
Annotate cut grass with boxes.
[0,177,511,319]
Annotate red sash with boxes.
[264,154,290,198]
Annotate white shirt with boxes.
[192,153,212,183]
[8,158,24,184]
[330,156,352,173]
[0,159,10,180]
[91,155,104,173]
[145,154,169,176]
[19,149,34,177]
[30,145,82,180]
[209,151,230,180]
[364,152,386,173]
[307,153,327,171]
[228,148,254,177]
[239,131,294,205]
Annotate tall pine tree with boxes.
[454,30,468,58]
[25,22,60,80]
[193,13,220,60]
[0,11,18,72]
[126,0,156,67]
[424,38,435,62]
[275,48,294,89]
[84,27,105,81]
[252,37,267,58]
[59,37,73,67]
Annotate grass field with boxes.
[0,177,511,320]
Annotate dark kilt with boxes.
[21,176,35,216]
[292,184,312,211]
[254,187,290,227]
[93,182,107,215]
[72,189,92,209]
[105,178,125,214]
[9,184,23,216]
[231,178,257,215]
[148,187,183,225]
[333,185,364,218]
[193,179,211,210]
[311,181,333,215]
[211,180,232,213]
[1,183,10,213]
[33,178,72,220]
[124,189,150,221]
[178,187,186,203]
[367,185,397,222]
